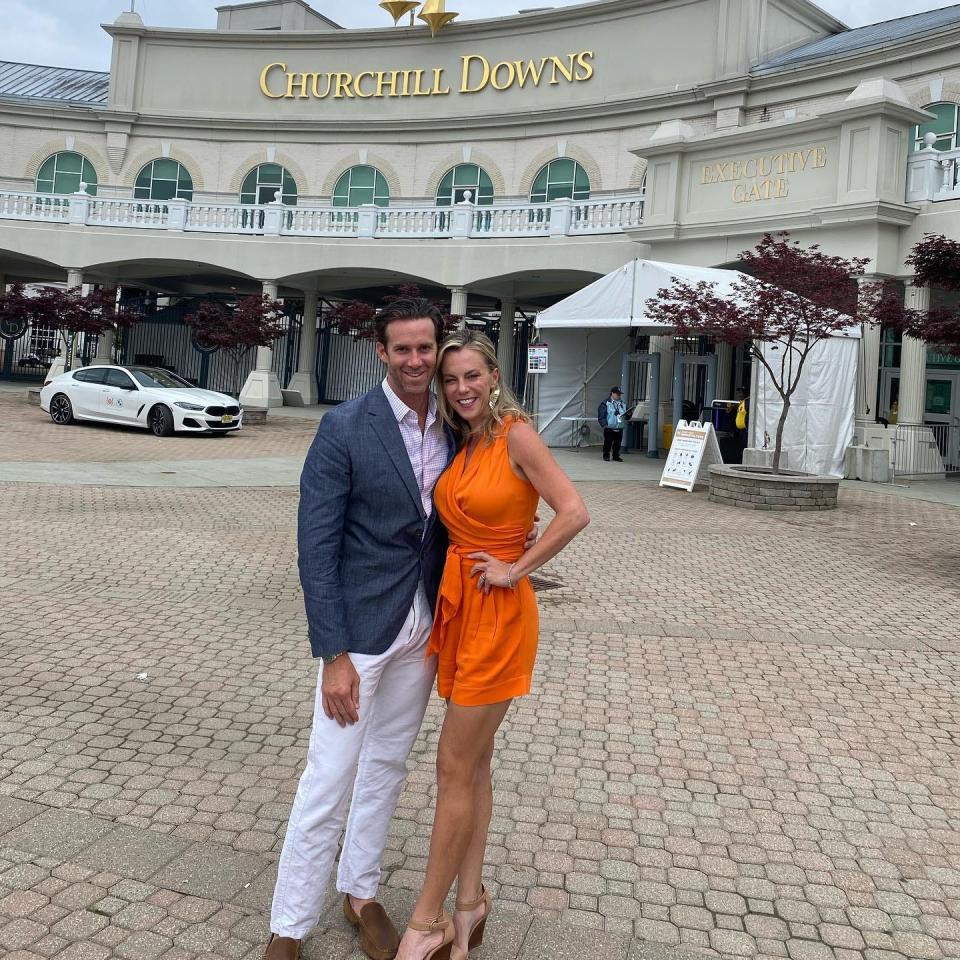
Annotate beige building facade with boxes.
[0,0,958,469]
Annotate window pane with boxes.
[352,186,375,205]
[259,164,282,185]
[151,179,178,201]
[152,158,178,179]
[53,171,81,194]
[351,166,375,188]
[58,152,82,175]
[454,164,478,187]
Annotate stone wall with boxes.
[708,464,840,511]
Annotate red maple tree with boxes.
[645,233,870,474]
[891,234,960,357]
[184,294,288,396]
[0,283,136,369]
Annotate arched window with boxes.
[35,152,97,195]
[332,166,390,207]
[914,102,960,151]
[240,164,297,205]
[436,164,494,206]
[530,158,590,203]
[134,159,193,201]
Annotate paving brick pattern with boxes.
[1,390,959,958]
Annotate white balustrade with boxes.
[0,190,646,239]
[906,144,960,203]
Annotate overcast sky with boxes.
[0,0,952,71]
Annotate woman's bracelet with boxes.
[507,563,517,589]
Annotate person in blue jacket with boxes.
[598,386,627,461]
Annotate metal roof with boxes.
[753,4,960,74]
[0,61,109,106]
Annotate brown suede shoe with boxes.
[264,934,300,960]
[344,895,401,960]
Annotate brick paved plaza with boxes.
[1,389,959,960]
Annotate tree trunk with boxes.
[772,398,790,475]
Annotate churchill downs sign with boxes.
[259,51,595,100]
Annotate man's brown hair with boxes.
[375,297,445,347]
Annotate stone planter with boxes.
[708,464,840,511]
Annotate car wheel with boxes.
[149,404,175,437]
[50,393,74,425]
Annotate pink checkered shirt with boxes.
[381,379,448,519]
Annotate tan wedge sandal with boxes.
[451,886,492,960]
[405,910,455,960]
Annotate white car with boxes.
[40,365,244,436]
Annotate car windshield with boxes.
[130,368,193,389]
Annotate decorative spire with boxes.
[378,1,419,25]
[417,0,459,36]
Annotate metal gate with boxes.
[892,423,960,478]
[316,325,383,403]
[0,325,98,382]
[120,299,297,398]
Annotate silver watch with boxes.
[322,650,346,665]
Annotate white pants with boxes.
[271,589,437,939]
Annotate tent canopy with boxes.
[535,258,860,339]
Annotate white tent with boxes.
[533,258,860,476]
[535,259,748,330]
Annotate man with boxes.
[266,298,533,960]
[266,297,450,960]
[598,386,626,462]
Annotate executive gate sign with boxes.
[632,81,929,241]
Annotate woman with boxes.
[396,331,590,960]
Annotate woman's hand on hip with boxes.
[468,552,514,594]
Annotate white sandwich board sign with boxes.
[659,420,724,492]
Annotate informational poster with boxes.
[527,344,549,374]
[659,420,724,492]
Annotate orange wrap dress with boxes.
[426,419,540,706]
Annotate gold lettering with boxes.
[333,73,354,98]
[312,73,334,98]
[575,50,595,81]
[400,70,414,97]
[776,177,789,198]
[514,57,547,88]
[744,159,757,178]
[490,60,516,90]
[548,54,575,85]
[730,161,742,181]
[812,146,827,168]
[460,55,491,93]
[289,72,318,99]
[430,67,451,95]
[411,69,432,96]
[259,62,287,99]
[701,165,713,185]
[759,155,771,176]
[376,71,400,97]
[354,71,377,98]
[793,150,808,172]
[732,183,746,203]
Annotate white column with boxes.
[92,328,115,366]
[648,334,674,436]
[286,290,319,406]
[450,286,468,324]
[497,296,516,390]
[240,280,284,408]
[855,275,884,437]
[898,282,930,427]
[715,341,733,401]
[53,269,85,375]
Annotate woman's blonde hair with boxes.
[436,329,530,446]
